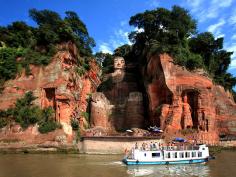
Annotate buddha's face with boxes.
[114,57,125,69]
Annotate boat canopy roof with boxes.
[173,137,187,142]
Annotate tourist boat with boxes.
[123,144,210,165]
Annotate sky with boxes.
[0,0,236,76]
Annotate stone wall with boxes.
[79,136,164,154]
[218,141,236,147]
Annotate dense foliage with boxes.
[0,9,95,87]
[0,92,61,133]
[95,52,113,74]
[70,118,79,131]
[189,32,236,90]
[128,6,236,93]
[95,6,235,101]
[38,120,61,134]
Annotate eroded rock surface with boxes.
[0,43,100,143]
[144,54,236,143]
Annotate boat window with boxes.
[171,152,174,158]
[165,152,171,158]
[174,152,178,158]
[198,151,202,157]
[192,152,196,157]
[152,153,160,158]
[179,152,184,158]
[144,153,146,157]
[185,152,190,158]
[202,148,205,150]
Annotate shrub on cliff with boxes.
[70,118,79,131]
[11,91,41,128]
[15,106,42,129]
[81,112,89,122]
[0,91,41,128]
[0,109,12,128]
[38,107,61,134]
[232,90,236,103]
[0,47,20,81]
[0,118,7,128]
[38,120,61,134]
[0,92,61,132]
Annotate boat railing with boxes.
[138,145,200,151]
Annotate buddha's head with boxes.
[114,57,125,70]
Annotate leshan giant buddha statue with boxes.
[90,56,145,133]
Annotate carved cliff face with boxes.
[91,53,236,143]
[0,43,101,141]
[90,56,145,132]
[145,54,236,143]
[114,57,125,70]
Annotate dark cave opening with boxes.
[182,90,199,129]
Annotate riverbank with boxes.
[209,145,236,156]
[0,146,79,154]
[0,137,235,154]
[0,139,79,154]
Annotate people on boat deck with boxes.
[135,142,138,149]
[133,142,196,151]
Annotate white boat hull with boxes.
[123,158,208,165]
[123,144,210,165]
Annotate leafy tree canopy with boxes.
[127,5,235,93]
[95,52,113,74]
[0,9,95,87]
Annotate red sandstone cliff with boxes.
[145,54,236,143]
[0,49,235,146]
[0,43,100,145]
[89,53,236,144]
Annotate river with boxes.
[0,150,235,177]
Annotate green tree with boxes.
[29,9,95,56]
[0,47,21,81]
[128,5,235,91]
[65,11,95,56]
[189,32,235,89]
[129,5,197,67]
[95,52,113,73]
[0,9,95,87]
[114,44,131,58]
[113,44,136,63]
[0,21,35,48]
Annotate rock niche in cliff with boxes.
[0,43,100,143]
[89,53,236,143]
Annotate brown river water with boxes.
[0,150,235,177]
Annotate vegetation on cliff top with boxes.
[0,9,95,88]
[0,6,235,99]
[96,6,236,98]
[129,6,236,91]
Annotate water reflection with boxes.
[126,164,210,177]
[0,151,235,177]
